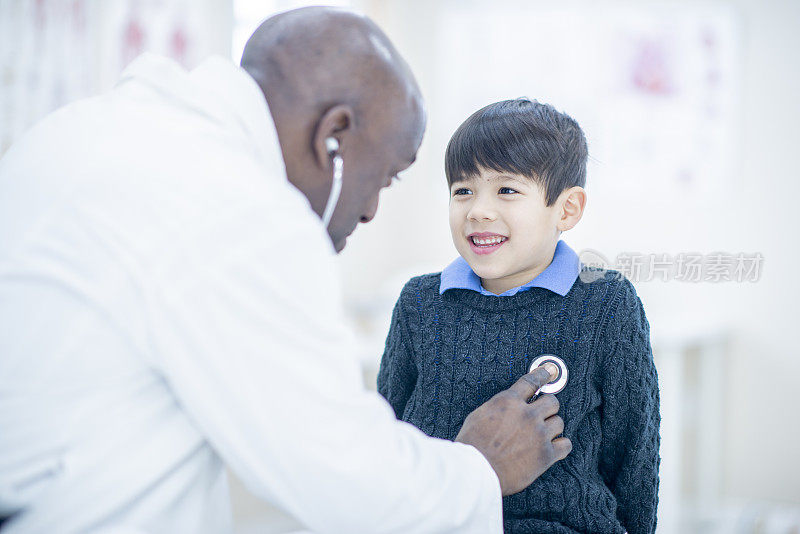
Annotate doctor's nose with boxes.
[361,192,381,223]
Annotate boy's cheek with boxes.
[450,229,468,254]
[448,207,465,232]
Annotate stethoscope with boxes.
[321,137,343,228]
[529,354,568,398]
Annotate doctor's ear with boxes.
[556,186,587,232]
[312,104,354,169]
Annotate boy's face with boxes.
[449,168,561,294]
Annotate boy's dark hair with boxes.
[445,98,587,206]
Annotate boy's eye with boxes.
[452,187,472,196]
[499,187,519,195]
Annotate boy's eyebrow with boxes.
[452,173,530,185]
[489,174,529,185]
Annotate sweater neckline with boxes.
[440,283,565,311]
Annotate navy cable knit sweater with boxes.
[377,267,660,534]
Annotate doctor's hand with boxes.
[454,366,572,496]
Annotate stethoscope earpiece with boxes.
[325,137,339,156]
[529,354,568,395]
[321,137,343,228]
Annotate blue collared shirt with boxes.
[439,240,581,297]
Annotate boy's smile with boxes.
[468,231,508,255]
[449,168,562,295]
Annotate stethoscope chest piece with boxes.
[529,354,568,395]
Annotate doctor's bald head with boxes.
[241,7,426,252]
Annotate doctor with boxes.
[0,7,571,533]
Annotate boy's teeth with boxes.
[472,236,507,246]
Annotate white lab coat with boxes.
[0,55,502,534]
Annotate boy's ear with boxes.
[556,186,587,232]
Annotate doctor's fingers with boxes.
[508,366,554,400]
[528,393,560,419]
[544,413,565,438]
[551,436,573,461]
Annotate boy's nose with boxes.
[467,198,498,221]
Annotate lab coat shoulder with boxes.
[140,143,351,378]
[100,77,339,304]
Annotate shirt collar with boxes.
[439,240,581,297]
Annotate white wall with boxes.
[716,0,800,504]
[0,0,232,157]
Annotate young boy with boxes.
[377,99,660,534]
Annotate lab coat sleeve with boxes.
[145,194,503,534]
[598,278,661,534]
[377,291,418,419]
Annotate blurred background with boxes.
[1,0,799,532]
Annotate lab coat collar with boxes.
[117,53,284,176]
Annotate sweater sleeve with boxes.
[598,278,661,534]
[377,283,418,420]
